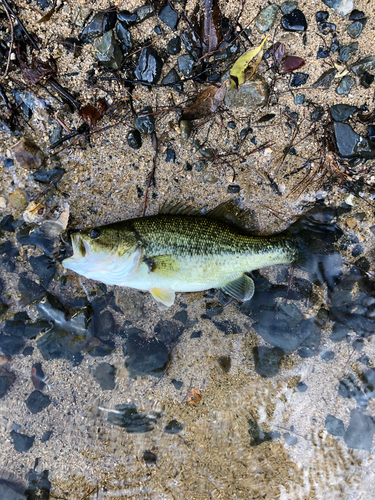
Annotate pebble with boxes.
[134,4,154,24]
[321,0,354,18]
[344,409,375,451]
[107,402,162,432]
[351,56,375,76]
[212,319,241,335]
[0,196,6,209]
[330,104,357,121]
[317,46,329,59]
[167,36,181,55]
[10,430,35,452]
[135,106,155,134]
[126,129,142,150]
[165,149,175,162]
[172,310,188,324]
[30,166,65,184]
[339,42,358,62]
[93,362,116,390]
[334,122,375,159]
[325,414,345,436]
[254,4,279,33]
[154,320,184,345]
[294,93,305,104]
[12,137,45,169]
[316,11,329,22]
[18,274,46,305]
[347,20,365,39]
[227,185,240,193]
[283,56,305,73]
[25,390,51,414]
[0,368,15,398]
[135,47,163,83]
[161,68,183,91]
[281,9,307,32]
[360,72,374,89]
[280,1,298,15]
[117,10,137,26]
[320,350,335,362]
[297,381,308,392]
[93,30,123,70]
[177,54,195,77]
[79,11,117,43]
[336,75,356,95]
[283,433,298,446]
[116,22,132,55]
[164,419,184,434]
[224,74,268,108]
[29,255,56,288]
[179,120,193,139]
[349,9,365,20]
[253,346,284,377]
[125,329,169,378]
[158,2,178,30]
[290,73,308,87]
[367,125,375,140]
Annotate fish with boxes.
[62,202,299,309]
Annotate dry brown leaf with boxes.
[181,83,226,121]
[187,387,202,405]
[12,137,45,169]
[203,0,222,53]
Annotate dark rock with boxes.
[297,382,308,392]
[212,320,241,335]
[347,20,366,39]
[164,419,184,434]
[312,68,337,88]
[24,321,49,340]
[126,129,142,149]
[351,56,375,75]
[10,430,35,452]
[281,9,307,32]
[330,104,357,121]
[321,0,354,17]
[330,36,340,53]
[321,350,335,362]
[227,185,240,193]
[367,125,375,141]
[344,409,375,451]
[158,2,178,30]
[248,418,280,446]
[18,274,45,305]
[29,255,56,288]
[161,68,183,92]
[167,36,181,55]
[338,374,368,408]
[93,30,123,70]
[135,47,163,83]
[25,469,51,499]
[135,106,155,134]
[311,106,324,122]
[165,149,175,162]
[80,11,117,43]
[180,32,201,61]
[205,303,223,318]
[41,430,52,442]
[143,450,157,463]
[316,11,329,22]
[0,334,25,355]
[349,9,365,20]
[154,320,184,345]
[107,403,162,432]
[294,93,305,104]
[290,73,308,87]
[283,432,298,446]
[116,22,132,55]
[336,75,356,95]
[334,122,375,159]
[360,72,374,89]
[30,167,65,184]
[190,330,201,338]
[154,25,162,35]
[339,42,358,62]
[93,362,116,390]
[281,1,298,15]
[117,10,137,26]
[125,330,169,378]
[253,346,284,377]
[218,355,231,373]
[0,214,16,232]
[0,368,15,398]
[325,414,345,436]
[317,46,329,58]
[17,223,61,258]
[172,310,188,324]
[177,54,195,77]
[34,0,49,9]
[134,4,154,24]
[172,379,183,389]
[25,390,50,414]
[254,4,279,33]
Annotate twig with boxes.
[2,0,40,50]
[0,2,13,83]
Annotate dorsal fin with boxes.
[206,200,256,231]
[159,201,204,216]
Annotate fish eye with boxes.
[90,229,101,239]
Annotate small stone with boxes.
[41,430,52,442]
[79,11,117,43]
[227,185,240,194]
[321,0,354,18]
[349,9,365,20]
[311,106,324,122]
[330,104,357,121]
[161,68,183,92]
[179,120,193,139]
[320,350,335,362]
[347,20,366,39]
[280,1,298,15]
[29,255,56,288]
[325,414,345,436]
[135,106,155,134]
[125,329,169,378]
[126,129,142,150]
[254,4,279,33]
[339,42,358,62]
[297,382,308,392]
[330,36,340,53]
[344,409,375,451]
[228,121,236,129]
[336,75,356,95]
[360,72,374,89]
[143,450,157,463]
[351,56,375,76]
[167,36,181,55]
[290,73,308,87]
[93,30,123,70]
[158,2,178,30]
[317,46,329,58]
[117,10,137,26]
[30,166,65,184]
[294,93,305,104]
[367,125,375,140]
[346,217,357,229]
[283,433,298,446]
[25,390,51,414]
[165,149,175,162]
[93,362,116,390]
[135,47,163,83]
[164,419,184,434]
[0,368,15,398]
[134,4,154,23]
[177,54,195,77]
[205,302,223,318]
[9,189,28,210]
[116,22,132,55]
[218,356,231,373]
[10,430,35,452]
[224,74,268,108]
[253,346,284,378]
[334,122,375,159]
[18,274,45,305]
[0,196,6,209]
[281,9,307,32]
[154,25,162,35]
[316,11,329,22]
[319,22,336,34]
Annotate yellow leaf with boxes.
[229,35,268,90]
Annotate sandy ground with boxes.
[0,0,375,498]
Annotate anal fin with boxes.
[150,287,176,309]
[221,274,254,302]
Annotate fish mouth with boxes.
[62,232,91,270]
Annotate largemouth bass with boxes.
[62,203,299,308]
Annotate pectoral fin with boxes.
[145,254,180,276]
[150,287,176,309]
[221,274,254,302]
